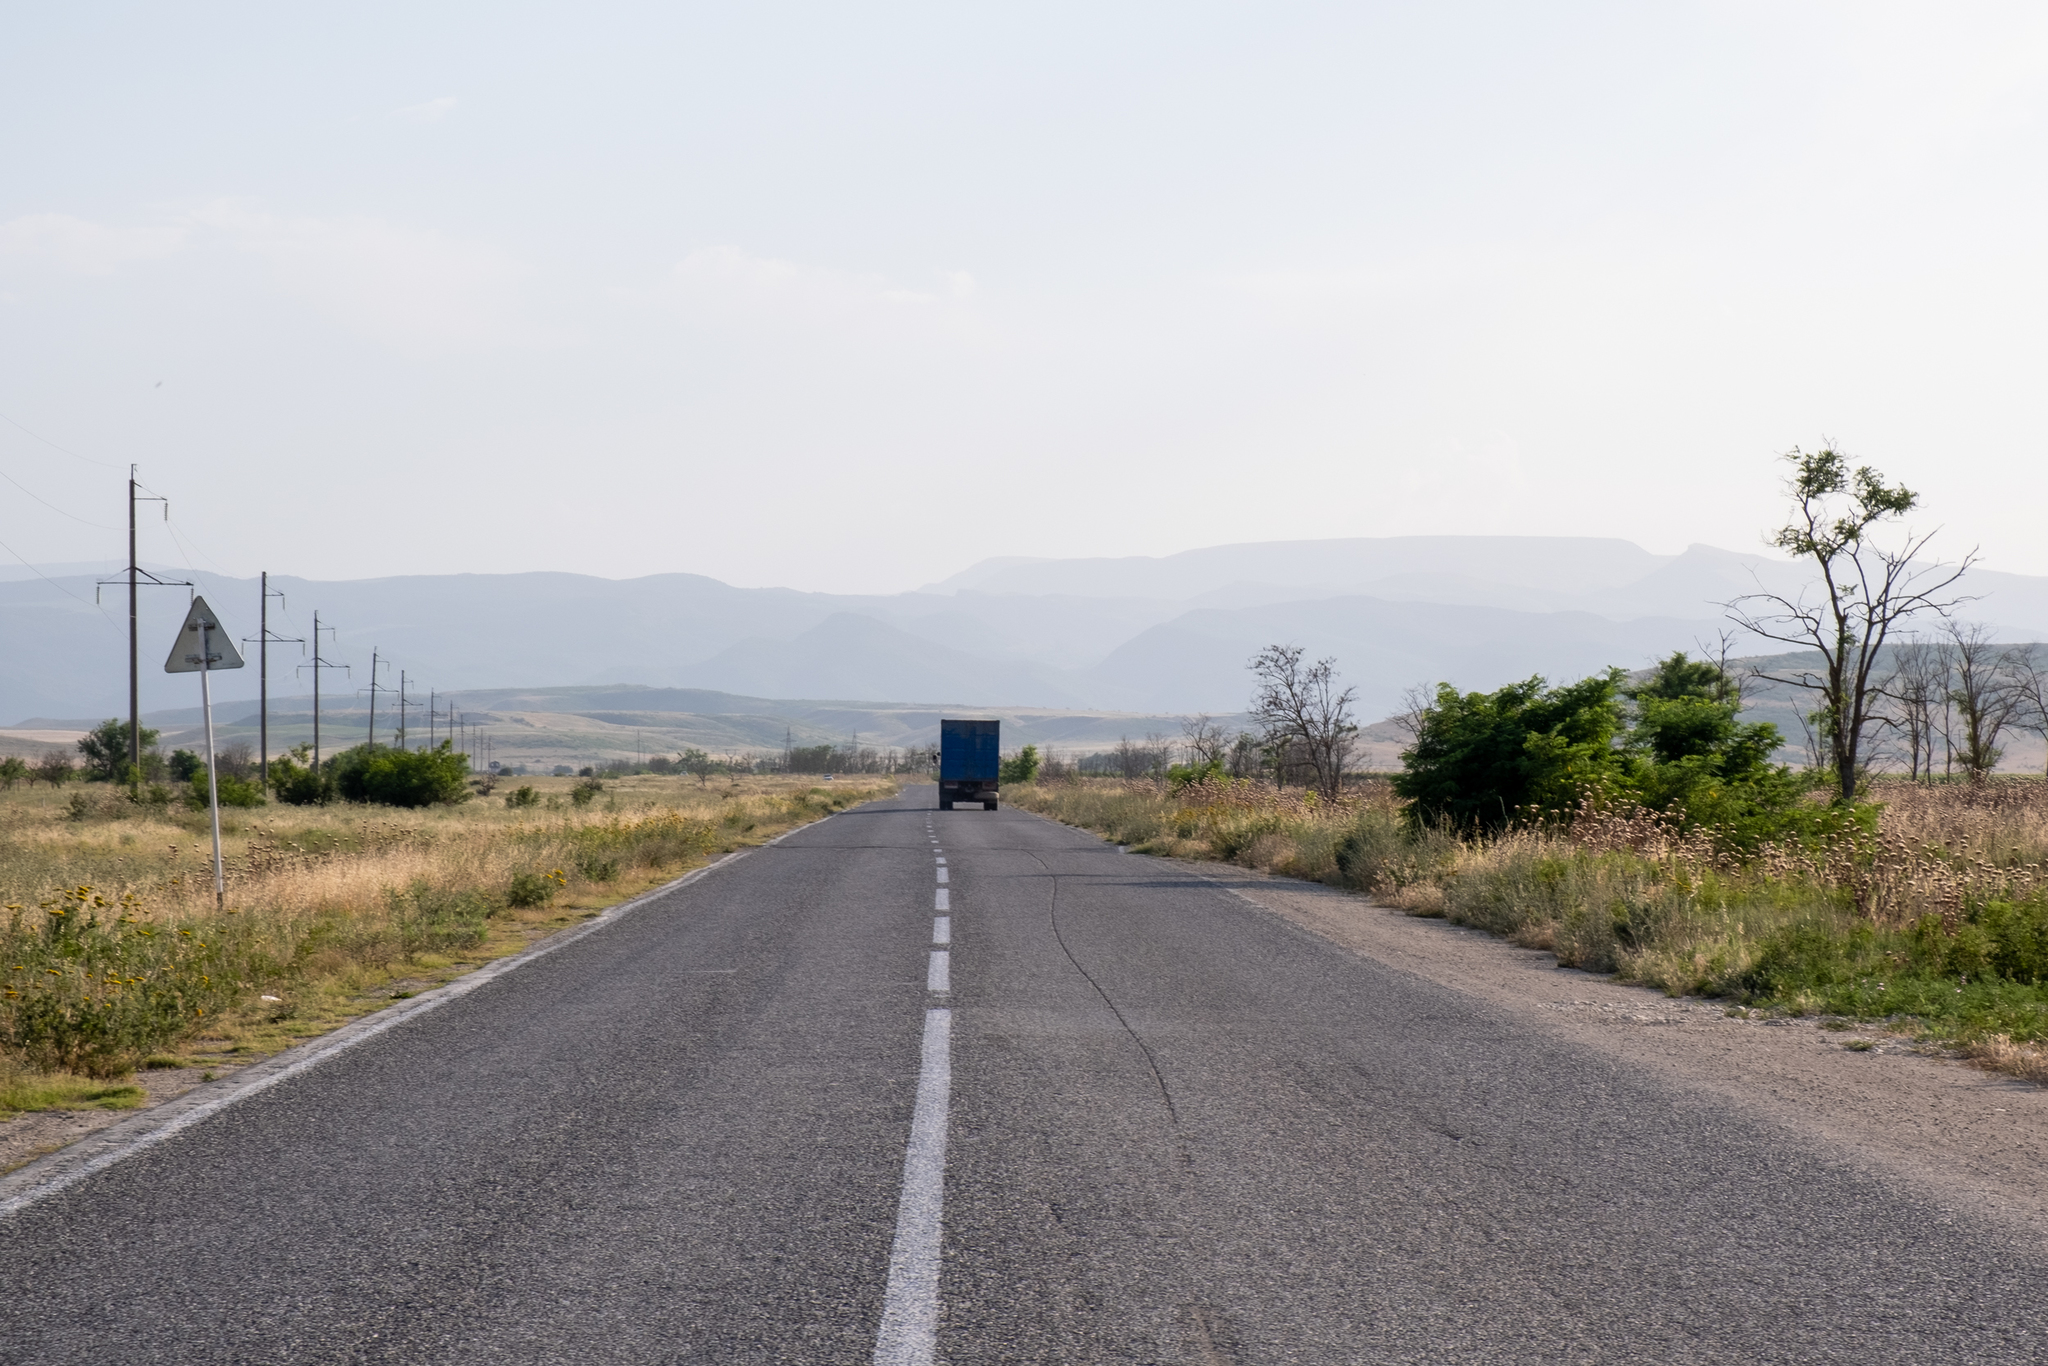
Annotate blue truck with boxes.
[938,718,1000,811]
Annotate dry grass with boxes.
[0,772,896,1094]
[1962,1034,2048,1085]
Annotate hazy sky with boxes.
[3,2,2045,594]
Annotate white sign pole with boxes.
[163,595,243,912]
[200,616,225,911]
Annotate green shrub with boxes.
[330,742,471,808]
[168,750,203,781]
[999,745,1041,785]
[188,769,266,809]
[569,778,602,808]
[384,880,493,955]
[505,784,539,809]
[1971,898,2048,984]
[0,756,26,789]
[1395,673,1626,832]
[576,854,620,882]
[0,888,265,1077]
[1333,807,1455,893]
[268,755,332,806]
[1168,759,1226,790]
[507,869,565,908]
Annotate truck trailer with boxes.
[938,718,999,810]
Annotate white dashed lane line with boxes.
[871,1007,951,1366]
[873,808,958,1366]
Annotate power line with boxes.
[0,461,120,530]
[0,409,119,468]
[0,530,114,618]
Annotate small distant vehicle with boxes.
[938,719,999,811]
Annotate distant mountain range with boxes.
[8,536,2044,730]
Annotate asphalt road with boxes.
[3,785,2044,1363]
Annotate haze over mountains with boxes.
[9,536,2047,730]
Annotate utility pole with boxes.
[97,470,185,784]
[245,573,301,789]
[298,614,348,774]
[396,670,410,751]
[363,650,391,748]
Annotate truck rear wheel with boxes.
[986,799,998,811]
[939,800,953,811]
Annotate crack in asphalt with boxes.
[1023,846,1183,1129]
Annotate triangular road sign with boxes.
[164,595,246,673]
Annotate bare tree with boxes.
[1179,714,1229,766]
[1697,628,1753,705]
[216,741,256,781]
[2009,645,2048,777]
[1944,622,2025,781]
[1728,444,1974,803]
[1878,637,1946,780]
[1248,644,1358,802]
[1395,684,1435,741]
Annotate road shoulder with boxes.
[1187,858,2048,1237]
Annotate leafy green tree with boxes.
[1394,672,1626,831]
[76,719,161,782]
[1728,445,1971,804]
[1619,652,1805,845]
[330,742,472,807]
[678,747,718,785]
[0,755,26,789]
[998,744,1041,785]
[168,750,203,782]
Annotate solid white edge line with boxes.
[932,915,950,946]
[934,888,949,911]
[0,835,789,1220]
[872,1006,952,1366]
[926,949,951,993]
